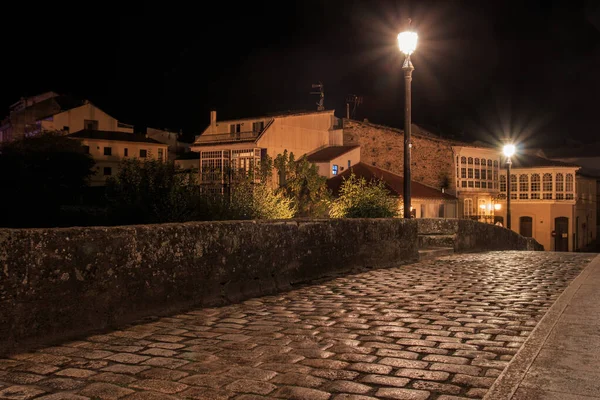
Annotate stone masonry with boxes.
[343,120,463,194]
[0,251,593,399]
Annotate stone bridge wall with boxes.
[417,218,544,251]
[0,219,418,356]
[0,218,542,356]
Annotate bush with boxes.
[105,159,201,224]
[329,173,398,218]
[0,132,95,227]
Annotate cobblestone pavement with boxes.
[0,251,595,400]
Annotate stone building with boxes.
[342,119,500,221]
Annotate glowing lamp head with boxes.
[398,31,418,55]
[494,204,502,211]
[503,144,516,157]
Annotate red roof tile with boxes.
[327,162,457,200]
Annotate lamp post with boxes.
[503,144,515,230]
[398,20,418,219]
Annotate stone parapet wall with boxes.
[416,218,544,251]
[0,219,418,356]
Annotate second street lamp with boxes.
[398,20,418,219]
[503,144,516,230]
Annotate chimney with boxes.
[210,110,217,126]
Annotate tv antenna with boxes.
[345,94,363,119]
[310,82,325,111]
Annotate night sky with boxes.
[2,0,599,148]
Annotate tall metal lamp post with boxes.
[398,21,418,218]
[503,144,515,230]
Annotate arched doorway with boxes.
[555,217,569,252]
[520,216,533,237]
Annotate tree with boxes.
[214,154,295,220]
[105,158,201,224]
[329,173,398,218]
[0,132,95,227]
[274,150,330,217]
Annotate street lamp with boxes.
[398,20,418,219]
[503,144,516,230]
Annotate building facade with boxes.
[190,109,343,188]
[0,92,132,142]
[68,130,168,186]
[146,127,192,162]
[452,145,501,223]
[495,154,596,251]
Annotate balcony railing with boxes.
[196,130,260,144]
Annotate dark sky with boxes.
[2,0,600,147]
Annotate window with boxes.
[519,174,529,192]
[332,164,338,175]
[481,169,486,180]
[252,121,264,132]
[103,167,111,176]
[488,160,493,167]
[474,169,480,179]
[83,145,90,154]
[468,181,474,188]
[488,169,492,180]
[464,199,473,217]
[124,148,128,157]
[481,158,486,166]
[566,174,574,199]
[230,123,241,133]
[468,168,473,179]
[543,173,552,199]
[475,158,480,166]
[481,182,487,189]
[500,175,507,192]
[158,148,164,161]
[555,173,564,191]
[84,120,99,130]
[510,175,517,199]
[461,156,466,164]
[468,157,473,165]
[63,126,69,132]
[493,160,498,168]
[461,181,467,188]
[104,147,112,156]
[140,149,147,158]
[531,174,540,199]
[461,168,466,179]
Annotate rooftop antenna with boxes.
[345,94,363,119]
[310,82,325,111]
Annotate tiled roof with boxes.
[305,145,360,162]
[213,109,334,125]
[68,130,164,144]
[504,154,580,169]
[327,162,457,200]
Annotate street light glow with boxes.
[398,31,418,55]
[503,144,515,157]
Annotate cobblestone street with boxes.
[0,251,595,400]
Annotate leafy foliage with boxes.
[329,173,398,218]
[0,132,95,227]
[105,158,201,224]
[274,150,330,217]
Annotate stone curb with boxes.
[483,253,600,400]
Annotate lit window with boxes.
[464,198,473,216]
[332,164,338,175]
